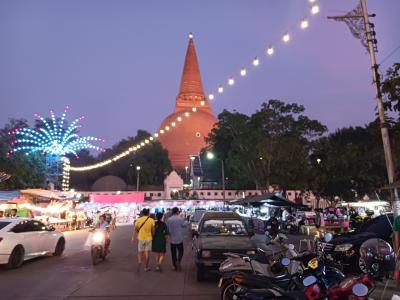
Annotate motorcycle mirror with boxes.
[281,257,290,266]
[243,256,251,263]
[324,233,333,243]
[287,244,295,250]
[352,283,368,297]
[302,275,317,287]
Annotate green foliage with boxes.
[69,130,172,190]
[206,100,327,190]
[0,119,46,189]
[382,62,400,113]
[307,121,388,203]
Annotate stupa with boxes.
[158,34,217,168]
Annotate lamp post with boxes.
[206,152,226,205]
[185,166,188,184]
[136,166,141,192]
[190,156,195,190]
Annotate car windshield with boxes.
[192,210,205,222]
[358,215,393,236]
[0,222,11,230]
[200,219,248,235]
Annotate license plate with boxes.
[218,277,223,288]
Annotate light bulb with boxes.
[165,126,170,131]
[185,112,190,117]
[252,57,260,66]
[200,100,205,106]
[240,68,247,76]
[218,86,224,93]
[177,117,182,122]
[283,33,290,42]
[266,47,274,56]
[311,5,319,14]
[171,122,176,127]
[192,107,197,112]
[228,78,235,86]
[301,19,309,29]
[208,93,215,100]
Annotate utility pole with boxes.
[328,0,399,216]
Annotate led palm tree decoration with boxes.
[9,106,103,191]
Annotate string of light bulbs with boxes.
[69,108,198,171]
[206,0,320,102]
[70,0,320,173]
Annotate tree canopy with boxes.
[69,130,172,190]
[0,119,46,190]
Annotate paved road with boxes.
[0,226,398,300]
[0,225,219,300]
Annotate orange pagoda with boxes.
[158,35,217,168]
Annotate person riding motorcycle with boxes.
[92,214,111,253]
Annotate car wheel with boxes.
[7,245,25,269]
[220,279,237,300]
[196,265,205,281]
[53,237,65,256]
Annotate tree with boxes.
[206,100,326,190]
[69,130,172,190]
[382,62,400,113]
[0,119,46,189]
[307,121,388,206]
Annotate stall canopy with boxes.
[0,191,20,202]
[89,193,145,204]
[232,193,308,209]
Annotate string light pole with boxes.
[328,0,400,216]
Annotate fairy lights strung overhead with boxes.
[69,0,321,173]
[206,1,320,102]
[70,109,198,171]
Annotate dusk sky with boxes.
[1,0,400,149]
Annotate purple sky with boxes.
[1,0,400,149]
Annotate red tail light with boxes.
[305,284,322,300]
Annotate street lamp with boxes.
[136,166,141,192]
[206,152,225,204]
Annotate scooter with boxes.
[227,235,384,300]
[90,227,110,265]
[219,236,302,276]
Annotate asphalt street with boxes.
[0,225,219,300]
[0,225,398,300]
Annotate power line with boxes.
[379,44,400,66]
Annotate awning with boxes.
[89,193,145,204]
[0,191,21,201]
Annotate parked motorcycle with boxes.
[90,227,110,265]
[224,236,395,300]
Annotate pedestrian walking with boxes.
[152,212,168,272]
[166,207,185,271]
[133,208,155,272]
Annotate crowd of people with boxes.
[132,207,186,272]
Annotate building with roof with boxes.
[158,35,218,168]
